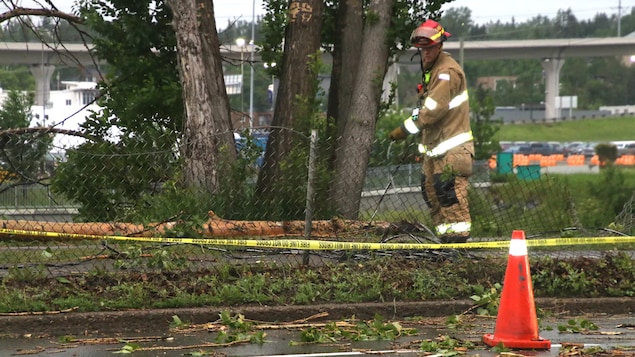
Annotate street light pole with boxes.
[41,42,46,126]
[235,38,246,123]
[264,62,276,111]
[249,0,255,130]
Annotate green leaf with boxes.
[56,277,71,284]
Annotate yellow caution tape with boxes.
[0,228,634,250]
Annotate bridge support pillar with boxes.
[29,63,56,107]
[541,58,564,120]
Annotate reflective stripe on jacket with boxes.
[418,130,473,157]
[436,221,471,235]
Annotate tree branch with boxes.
[0,127,100,142]
[0,7,83,24]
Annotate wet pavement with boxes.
[1,311,634,356]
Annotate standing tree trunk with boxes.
[326,0,363,137]
[256,0,324,217]
[167,0,236,193]
[325,0,364,210]
[331,0,395,218]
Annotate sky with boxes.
[211,0,634,27]
[6,1,633,27]
[213,0,266,26]
[447,0,633,24]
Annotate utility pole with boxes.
[249,0,255,130]
[236,38,245,119]
[618,0,622,36]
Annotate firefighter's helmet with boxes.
[410,19,451,48]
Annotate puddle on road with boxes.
[1,326,442,357]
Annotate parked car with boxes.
[618,143,635,157]
[576,142,598,158]
[502,144,530,154]
[235,132,269,168]
[548,142,567,156]
[499,141,513,151]
[526,142,554,156]
[565,141,585,155]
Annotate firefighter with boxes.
[389,19,474,243]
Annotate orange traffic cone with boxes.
[482,230,551,349]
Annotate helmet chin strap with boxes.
[416,48,424,73]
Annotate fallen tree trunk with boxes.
[0,211,390,241]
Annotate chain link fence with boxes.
[0,127,634,281]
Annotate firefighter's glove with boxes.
[389,126,408,141]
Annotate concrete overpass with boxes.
[3,37,635,119]
[0,42,99,108]
[398,37,635,119]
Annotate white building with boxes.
[599,105,635,115]
[0,76,249,152]
[0,81,103,152]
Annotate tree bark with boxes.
[256,0,324,208]
[328,0,363,140]
[331,0,395,219]
[0,213,389,240]
[167,0,236,193]
[325,0,364,208]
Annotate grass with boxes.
[554,169,635,187]
[486,116,635,234]
[495,116,635,142]
[1,252,634,313]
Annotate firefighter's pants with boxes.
[421,145,473,240]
